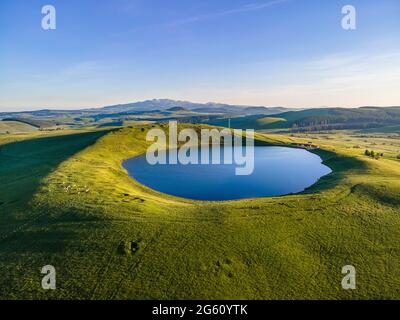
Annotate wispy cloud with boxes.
[61,61,117,79]
[167,0,290,27]
[179,49,400,108]
[110,0,290,38]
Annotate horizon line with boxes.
[1,98,400,114]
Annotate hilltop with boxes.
[0,99,290,119]
[0,99,292,132]
[2,101,400,133]
[204,106,400,132]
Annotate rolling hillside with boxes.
[2,118,56,129]
[0,99,291,120]
[203,107,400,131]
[1,126,400,299]
[0,120,38,134]
[205,115,287,130]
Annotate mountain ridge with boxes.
[0,99,292,118]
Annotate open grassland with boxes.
[0,121,38,134]
[1,125,400,299]
[205,115,288,130]
[286,130,400,161]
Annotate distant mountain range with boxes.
[0,99,292,118]
[1,100,400,133]
[96,99,291,115]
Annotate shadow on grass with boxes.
[2,228,78,254]
[352,183,400,207]
[303,149,368,194]
[0,130,111,219]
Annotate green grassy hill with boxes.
[358,125,400,134]
[202,109,336,130]
[1,126,400,299]
[204,107,400,132]
[2,117,56,129]
[0,120,38,134]
[205,115,287,130]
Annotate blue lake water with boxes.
[123,146,332,201]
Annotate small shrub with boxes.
[365,150,383,160]
[118,241,139,255]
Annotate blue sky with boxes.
[0,0,399,111]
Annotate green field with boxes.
[0,121,38,134]
[1,125,400,299]
[205,115,288,130]
[203,107,400,132]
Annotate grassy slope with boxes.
[1,126,400,299]
[2,118,55,129]
[206,108,400,131]
[204,110,331,130]
[0,121,38,134]
[206,115,287,130]
[358,125,400,134]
